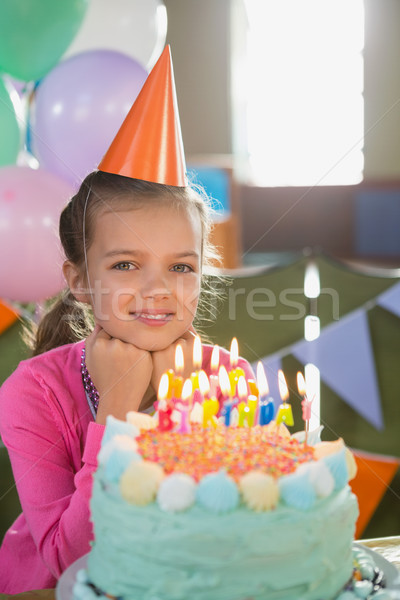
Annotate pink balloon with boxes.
[30,50,148,186]
[0,166,73,303]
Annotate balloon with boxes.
[63,0,167,70]
[0,77,22,167]
[0,0,89,81]
[29,50,148,186]
[0,166,73,303]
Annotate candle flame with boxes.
[181,378,193,402]
[158,373,169,401]
[218,365,232,397]
[193,335,202,370]
[278,370,289,402]
[198,370,210,397]
[297,371,306,396]
[256,361,269,397]
[230,337,238,369]
[237,375,248,400]
[175,344,184,374]
[211,344,220,373]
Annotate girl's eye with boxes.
[171,264,193,273]
[113,262,135,271]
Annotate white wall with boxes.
[165,0,400,180]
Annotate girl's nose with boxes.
[141,270,172,300]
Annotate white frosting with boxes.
[157,473,196,512]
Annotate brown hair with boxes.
[25,171,221,356]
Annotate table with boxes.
[361,536,400,570]
[1,537,399,600]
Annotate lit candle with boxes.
[209,345,220,397]
[247,378,258,397]
[237,375,253,427]
[219,365,233,426]
[275,370,294,427]
[157,373,174,432]
[297,371,313,444]
[177,378,193,433]
[172,344,184,400]
[191,335,203,404]
[229,337,245,396]
[256,361,275,425]
[202,397,219,428]
[165,368,175,399]
[190,335,202,389]
[198,369,210,401]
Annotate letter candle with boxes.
[190,370,208,424]
[229,337,245,395]
[202,396,219,428]
[165,369,175,399]
[172,344,184,400]
[275,370,294,426]
[256,361,275,425]
[190,336,202,389]
[297,371,313,445]
[219,365,233,426]
[237,375,256,427]
[157,373,174,432]
[177,378,192,433]
[209,344,220,397]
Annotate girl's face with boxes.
[83,201,202,351]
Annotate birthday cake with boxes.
[72,407,364,600]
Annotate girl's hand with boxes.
[85,325,153,424]
[150,327,198,395]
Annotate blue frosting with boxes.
[196,470,239,513]
[323,448,349,490]
[104,447,142,483]
[279,471,316,510]
[102,415,139,445]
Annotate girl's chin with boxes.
[105,331,180,352]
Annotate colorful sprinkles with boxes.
[136,424,315,482]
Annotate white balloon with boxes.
[63,0,167,69]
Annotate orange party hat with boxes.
[98,45,187,187]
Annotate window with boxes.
[232,0,364,186]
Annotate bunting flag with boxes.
[292,310,384,430]
[0,300,18,335]
[252,353,282,409]
[377,281,400,319]
[350,449,400,539]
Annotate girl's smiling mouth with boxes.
[130,311,174,326]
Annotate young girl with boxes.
[0,48,254,593]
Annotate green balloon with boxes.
[0,78,21,166]
[0,0,89,82]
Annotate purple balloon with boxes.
[0,166,73,303]
[30,50,148,186]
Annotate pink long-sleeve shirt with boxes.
[0,339,254,593]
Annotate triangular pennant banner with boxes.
[292,310,383,430]
[252,353,282,409]
[377,281,400,319]
[350,449,400,538]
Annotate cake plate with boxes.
[56,553,88,600]
[56,545,400,599]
